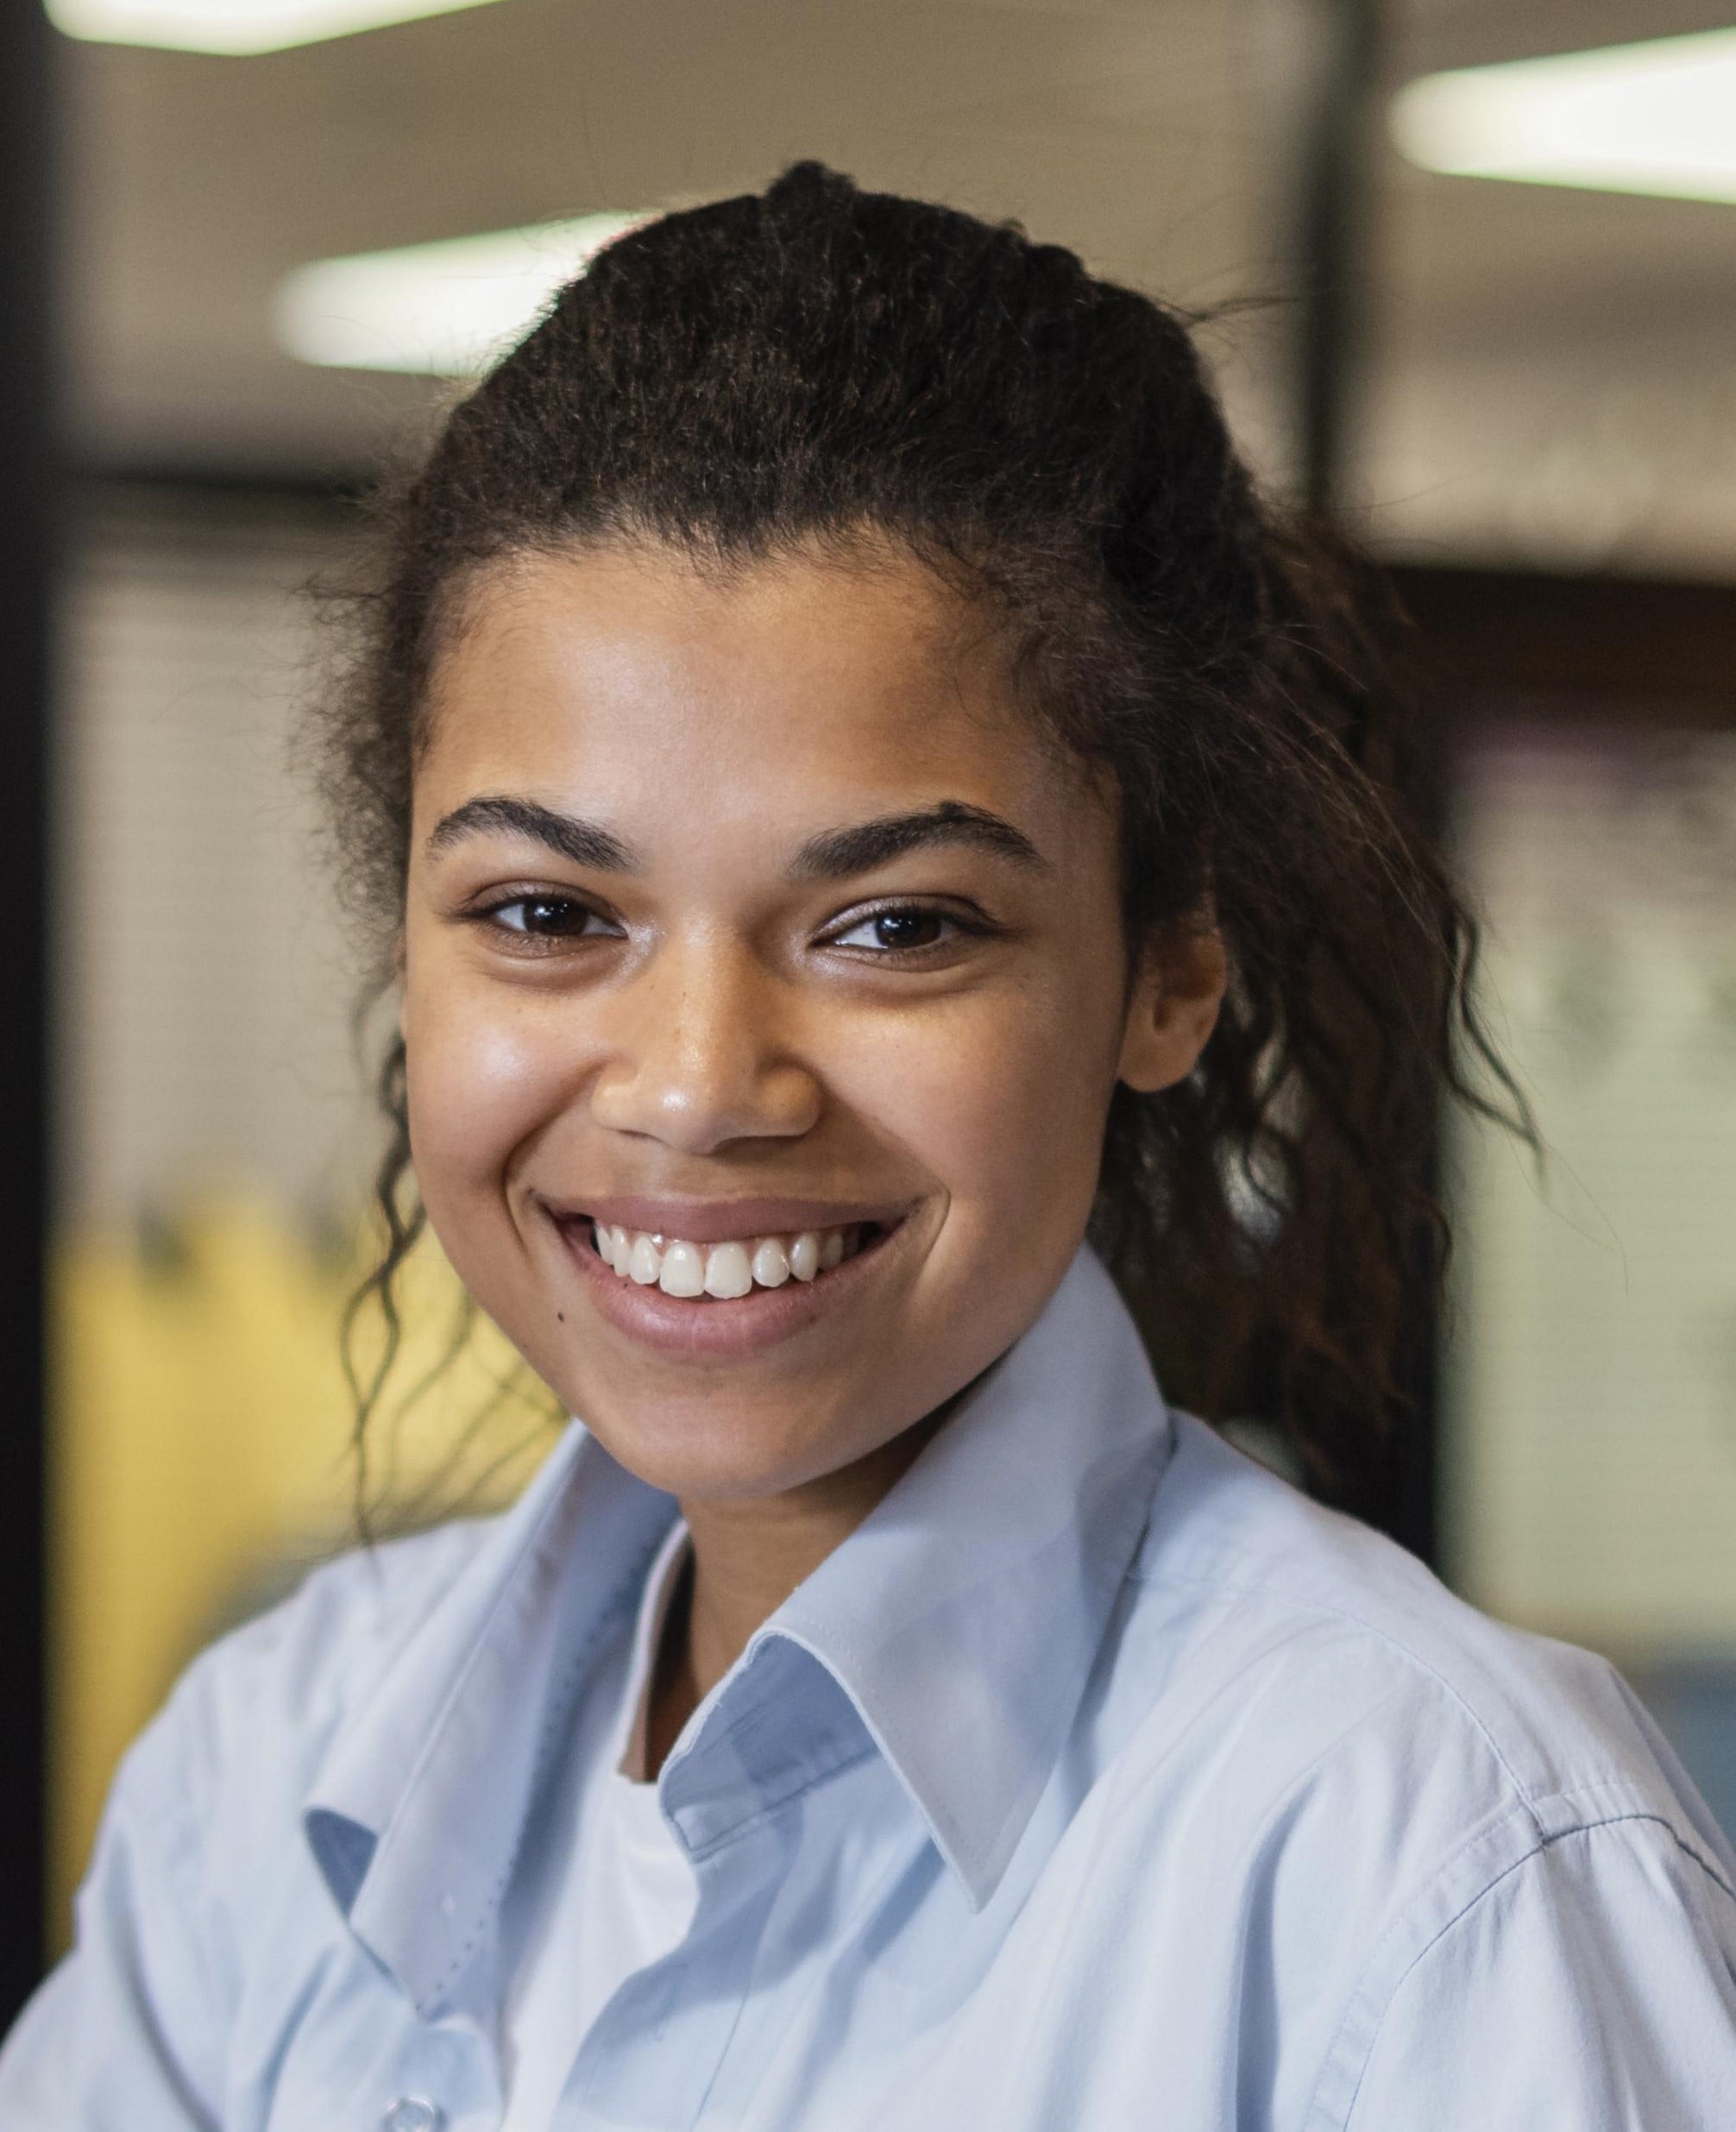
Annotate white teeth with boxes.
[658,1240,706,1297]
[703,1241,754,1299]
[594,1220,870,1296]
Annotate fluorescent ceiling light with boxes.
[274,213,650,376]
[1392,28,1736,205]
[46,0,506,56]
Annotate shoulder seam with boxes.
[1308,1809,1734,2131]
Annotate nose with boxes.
[587,929,823,1154]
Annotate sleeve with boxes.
[1338,1815,1736,2130]
[0,1677,230,2130]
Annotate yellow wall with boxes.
[49,1196,556,1947]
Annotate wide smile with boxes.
[540,1195,913,1359]
[591,1217,878,1297]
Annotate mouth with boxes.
[542,1195,911,1358]
[588,1217,884,1298]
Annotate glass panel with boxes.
[49,489,552,1939]
[1446,723,1736,1831]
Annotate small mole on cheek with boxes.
[557,1311,565,1323]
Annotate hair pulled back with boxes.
[319,160,1519,1507]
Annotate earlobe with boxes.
[1116,928,1228,1094]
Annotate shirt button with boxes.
[381,2100,444,2132]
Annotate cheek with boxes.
[828,976,1123,1239]
[403,976,576,1211]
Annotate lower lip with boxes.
[557,1218,904,1361]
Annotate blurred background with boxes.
[3,0,1735,2011]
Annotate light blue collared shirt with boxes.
[5,1250,1735,2129]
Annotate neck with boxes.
[643,1412,946,1777]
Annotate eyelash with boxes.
[466,893,993,959]
[473,893,618,942]
[819,900,990,957]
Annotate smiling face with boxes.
[403,540,1221,1504]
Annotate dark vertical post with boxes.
[1293,0,1439,1564]
[0,0,57,2021]
[1295,0,1381,519]
[1385,715,1445,1574]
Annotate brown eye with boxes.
[490,896,613,938]
[830,906,960,953]
[869,910,944,950]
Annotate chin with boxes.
[585,1403,866,1502]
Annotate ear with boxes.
[1116,925,1228,1094]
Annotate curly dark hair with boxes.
[314,160,1525,1510]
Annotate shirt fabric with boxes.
[3,1248,1735,2131]
[500,1522,697,2132]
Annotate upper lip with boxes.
[538,1193,909,1245]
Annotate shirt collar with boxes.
[304,1427,680,2015]
[305,1247,1171,2008]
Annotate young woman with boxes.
[5,163,1733,2130]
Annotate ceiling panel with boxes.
[56,0,1736,574]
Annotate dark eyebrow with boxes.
[789,802,1048,881]
[425,795,638,871]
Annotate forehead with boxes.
[416,542,1082,838]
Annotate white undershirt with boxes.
[500,1522,699,2132]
